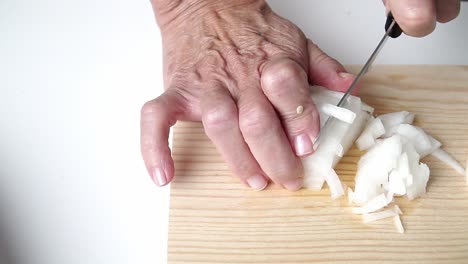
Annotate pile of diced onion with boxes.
[303,86,467,233]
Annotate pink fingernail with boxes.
[283,178,303,191]
[339,72,354,79]
[246,175,268,191]
[295,134,314,156]
[153,167,167,187]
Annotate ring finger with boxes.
[201,82,269,191]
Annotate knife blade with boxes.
[313,13,402,148]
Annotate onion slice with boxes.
[431,148,466,176]
[319,104,357,124]
[397,124,441,157]
[352,193,390,214]
[362,205,401,223]
[393,215,405,234]
[466,157,468,186]
[356,117,386,151]
[379,111,415,138]
[325,169,345,200]
[348,188,355,204]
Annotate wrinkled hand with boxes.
[383,0,460,37]
[141,0,356,191]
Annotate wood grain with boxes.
[168,66,468,264]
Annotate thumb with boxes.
[307,40,358,94]
[140,90,184,186]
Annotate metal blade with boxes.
[313,20,397,147]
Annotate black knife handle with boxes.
[385,12,403,38]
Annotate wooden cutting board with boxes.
[168,66,468,264]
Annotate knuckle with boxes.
[141,95,170,118]
[202,104,237,134]
[270,162,301,182]
[141,99,159,116]
[230,160,256,179]
[262,61,306,96]
[239,105,277,138]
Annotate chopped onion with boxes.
[303,89,463,233]
[352,193,390,214]
[431,148,465,176]
[466,157,468,186]
[356,117,386,150]
[339,110,372,155]
[353,135,402,204]
[304,86,371,192]
[362,205,401,223]
[379,111,415,138]
[336,144,344,158]
[325,169,345,200]
[394,205,403,215]
[386,191,394,203]
[347,188,355,204]
[319,103,357,124]
[396,124,441,157]
[388,170,407,195]
[406,163,430,200]
[360,103,375,114]
[393,215,405,234]
[304,174,325,190]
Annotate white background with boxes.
[1,1,467,263]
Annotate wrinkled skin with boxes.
[141,0,460,191]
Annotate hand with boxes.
[141,0,356,191]
[383,0,461,37]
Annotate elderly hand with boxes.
[383,0,461,37]
[141,0,356,191]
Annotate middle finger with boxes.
[237,85,303,191]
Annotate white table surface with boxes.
[1,1,467,263]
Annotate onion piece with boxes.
[431,148,465,176]
[352,193,390,214]
[406,163,430,200]
[353,135,402,204]
[360,103,375,114]
[466,157,468,186]
[325,169,345,200]
[379,111,415,138]
[347,188,355,204]
[336,144,344,158]
[356,133,375,151]
[393,215,405,234]
[394,205,403,215]
[356,117,386,151]
[388,170,407,195]
[362,205,401,223]
[319,103,357,124]
[304,175,325,190]
[339,110,372,155]
[397,124,441,157]
[304,87,372,191]
[386,191,394,203]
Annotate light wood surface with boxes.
[168,66,468,264]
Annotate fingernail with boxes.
[339,72,354,79]
[246,175,268,191]
[153,167,167,186]
[295,134,314,156]
[283,178,303,191]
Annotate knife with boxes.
[313,12,402,148]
